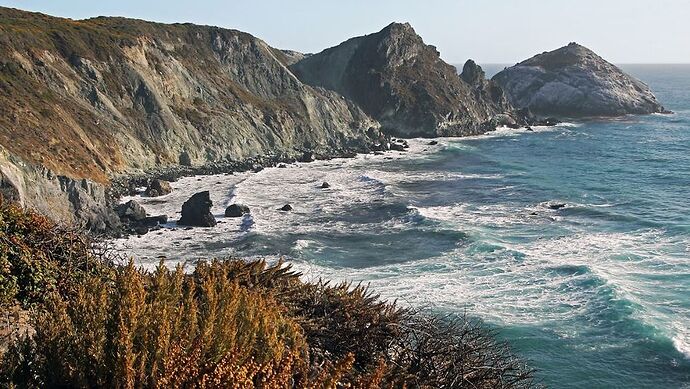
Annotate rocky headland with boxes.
[290,23,520,137]
[492,42,669,118]
[0,8,667,234]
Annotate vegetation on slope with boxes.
[0,199,538,388]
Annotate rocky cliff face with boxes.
[492,43,667,117]
[0,8,378,230]
[290,23,514,137]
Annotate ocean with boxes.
[115,64,690,388]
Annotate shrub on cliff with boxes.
[0,197,112,309]
[0,201,538,388]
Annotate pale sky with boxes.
[1,0,688,64]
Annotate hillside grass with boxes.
[0,198,539,388]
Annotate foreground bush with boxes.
[0,198,111,309]
[0,201,538,388]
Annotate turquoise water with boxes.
[238,65,690,387]
[125,65,690,387]
[270,65,690,387]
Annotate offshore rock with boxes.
[493,43,668,117]
[225,203,250,217]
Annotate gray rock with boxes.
[225,203,250,217]
[116,200,147,222]
[178,191,216,227]
[493,43,668,117]
[279,204,293,212]
[145,179,172,197]
[320,182,330,189]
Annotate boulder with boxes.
[390,143,406,152]
[428,140,438,145]
[225,204,250,217]
[320,182,330,189]
[146,179,172,197]
[279,204,293,211]
[116,200,146,221]
[133,225,149,236]
[178,191,216,227]
[141,215,168,227]
[299,151,315,163]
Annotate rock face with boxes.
[178,191,216,227]
[492,43,667,117]
[0,7,377,230]
[290,23,515,137]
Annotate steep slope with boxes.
[291,23,515,137]
[0,8,378,229]
[492,43,668,117]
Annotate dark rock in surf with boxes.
[321,182,330,189]
[178,191,216,227]
[279,204,293,211]
[141,215,168,226]
[299,151,315,163]
[390,143,406,152]
[134,225,149,236]
[225,204,250,217]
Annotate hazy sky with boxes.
[2,0,688,64]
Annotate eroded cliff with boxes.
[0,8,378,229]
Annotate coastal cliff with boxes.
[290,23,516,137]
[0,7,378,229]
[492,42,668,117]
[0,9,669,230]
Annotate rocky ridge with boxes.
[290,23,519,137]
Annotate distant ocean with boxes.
[116,64,690,388]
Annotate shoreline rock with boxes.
[178,191,216,227]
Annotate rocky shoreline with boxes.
[106,139,408,238]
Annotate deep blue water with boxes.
[125,65,690,387]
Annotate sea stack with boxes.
[492,42,668,117]
[178,191,216,227]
